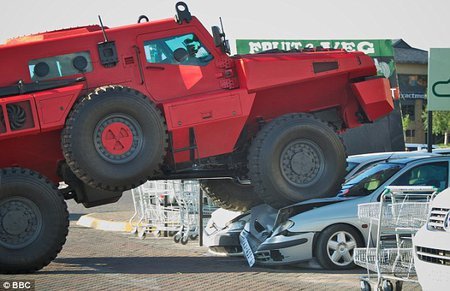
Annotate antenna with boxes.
[219,17,230,54]
[211,17,230,54]
[98,15,108,42]
[96,15,118,68]
[219,17,226,37]
[384,152,395,162]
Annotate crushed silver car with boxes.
[241,156,450,269]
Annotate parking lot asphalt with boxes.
[0,193,422,290]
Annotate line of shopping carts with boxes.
[129,180,217,244]
[354,186,437,291]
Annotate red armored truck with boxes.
[0,2,393,273]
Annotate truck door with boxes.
[137,29,225,102]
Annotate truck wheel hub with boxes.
[0,197,42,249]
[280,140,324,187]
[94,114,143,164]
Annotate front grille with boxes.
[255,251,271,262]
[427,207,449,231]
[416,246,450,266]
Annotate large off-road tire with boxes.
[248,113,346,209]
[200,179,262,212]
[0,168,69,274]
[315,224,364,270]
[62,86,167,191]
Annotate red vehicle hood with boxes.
[234,50,377,92]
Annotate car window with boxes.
[390,161,448,191]
[29,51,93,81]
[351,160,381,177]
[340,163,403,197]
[143,33,213,66]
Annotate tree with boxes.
[423,110,450,145]
[401,114,411,141]
[402,114,411,131]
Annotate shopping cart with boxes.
[129,180,181,239]
[130,180,218,243]
[172,180,201,245]
[354,186,437,291]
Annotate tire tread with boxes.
[248,113,346,209]
[61,85,168,191]
[0,168,69,274]
[200,179,262,212]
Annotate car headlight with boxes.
[227,220,247,231]
[274,220,294,235]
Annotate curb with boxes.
[77,213,133,232]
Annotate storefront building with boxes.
[394,39,428,143]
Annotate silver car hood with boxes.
[243,196,357,243]
[274,195,358,227]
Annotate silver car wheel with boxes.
[326,231,357,267]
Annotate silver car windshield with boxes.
[340,163,404,197]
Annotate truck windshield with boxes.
[143,33,213,66]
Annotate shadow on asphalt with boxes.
[43,256,363,275]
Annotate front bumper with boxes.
[241,229,315,265]
[203,227,243,256]
[413,225,450,291]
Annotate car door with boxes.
[137,29,224,102]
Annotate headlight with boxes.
[274,220,294,235]
[227,220,246,231]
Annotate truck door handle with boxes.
[201,111,213,119]
[146,65,165,71]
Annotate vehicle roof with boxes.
[381,155,450,165]
[3,25,103,46]
[347,151,438,164]
[405,143,438,147]
[419,148,450,155]
[1,17,178,48]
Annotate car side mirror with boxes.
[212,26,222,47]
[211,26,230,54]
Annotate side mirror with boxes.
[212,26,222,47]
[211,26,230,54]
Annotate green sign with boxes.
[428,48,450,111]
[236,39,394,57]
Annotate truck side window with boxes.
[391,162,449,192]
[143,33,213,66]
[29,51,93,81]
